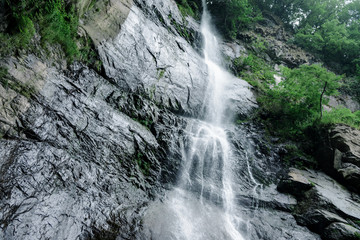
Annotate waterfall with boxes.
[143,2,247,239]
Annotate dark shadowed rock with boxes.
[322,222,360,240]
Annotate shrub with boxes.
[233,53,275,91]
[258,64,341,138]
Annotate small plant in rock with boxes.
[175,0,199,19]
[134,152,150,176]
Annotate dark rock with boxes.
[237,16,317,68]
[322,222,360,240]
[296,209,347,233]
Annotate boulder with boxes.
[80,0,133,45]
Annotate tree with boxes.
[259,64,341,135]
[208,0,262,39]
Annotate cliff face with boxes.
[0,1,359,240]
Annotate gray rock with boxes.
[237,16,317,68]
[277,168,314,197]
[277,168,360,237]
[81,0,133,44]
[296,169,360,221]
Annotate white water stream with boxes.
[143,2,256,239]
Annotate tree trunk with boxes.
[320,81,328,120]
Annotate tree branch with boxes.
[320,81,328,120]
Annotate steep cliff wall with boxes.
[0,0,359,240]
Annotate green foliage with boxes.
[252,0,360,75]
[252,36,268,52]
[175,0,199,19]
[208,0,262,39]
[38,0,79,61]
[17,16,36,48]
[322,107,360,129]
[258,64,341,138]
[2,0,80,62]
[295,18,360,73]
[233,53,275,91]
[0,15,36,56]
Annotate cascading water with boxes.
[143,2,249,239]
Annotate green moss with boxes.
[157,69,165,80]
[282,144,316,168]
[78,36,102,72]
[355,232,360,240]
[252,36,268,52]
[175,0,199,19]
[134,152,150,176]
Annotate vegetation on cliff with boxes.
[254,0,360,75]
[1,0,99,66]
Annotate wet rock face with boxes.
[277,168,313,197]
[99,0,208,117]
[0,60,170,239]
[1,0,357,240]
[318,124,360,194]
